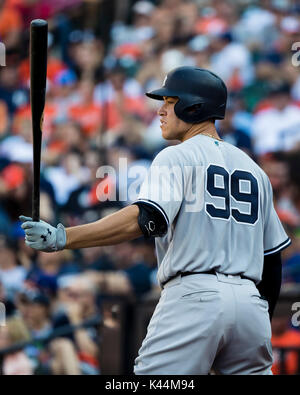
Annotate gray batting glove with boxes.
[19,216,66,252]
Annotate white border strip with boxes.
[264,238,291,256]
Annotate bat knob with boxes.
[31,19,48,28]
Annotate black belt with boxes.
[163,270,253,287]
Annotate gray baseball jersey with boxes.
[135,134,291,286]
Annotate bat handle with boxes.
[32,210,39,223]
[32,137,41,222]
[32,198,40,222]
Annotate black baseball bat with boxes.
[30,19,48,222]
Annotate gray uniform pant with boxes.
[134,272,273,375]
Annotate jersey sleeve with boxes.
[263,178,291,256]
[133,147,184,228]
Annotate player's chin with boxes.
[161,126,172,140]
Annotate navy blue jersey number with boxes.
[206,165,259,224]
[206,165,230,219]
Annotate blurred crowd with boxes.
[0,0,300,374]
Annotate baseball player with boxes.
[20,67,291,375]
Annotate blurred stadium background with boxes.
[0,0,300,375]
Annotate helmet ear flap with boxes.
[174,100,204,123]
[185,103,202,115]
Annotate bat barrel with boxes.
[30,20,48,99]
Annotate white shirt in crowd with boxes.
[252,104,300,155]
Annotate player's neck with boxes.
[182,121,219,142]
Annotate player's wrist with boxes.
[56,223,66,250]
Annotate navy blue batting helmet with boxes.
[146,66,227,123]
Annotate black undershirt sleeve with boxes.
[257,251,282,321]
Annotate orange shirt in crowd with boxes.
[124,96,146,118]
[7,0,23,6]
[195,16,228,35]
[0,3,22,38]
[0,100,9,135]
[272,330,300,375]
[68,103,103,137]
[47,140,69,155]
[19,57,67,86]
[14,104,59,140]
[103,97,146,131]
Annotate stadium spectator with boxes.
[15,288,81,374]
[0,0,22,50]
[217,105,253,155]
[0,234,26,300]
[53,275,100,374]
[272,304,300,375]
[252,82,300,155]
[0,316,33,375]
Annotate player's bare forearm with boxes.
[65,205,142,249]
